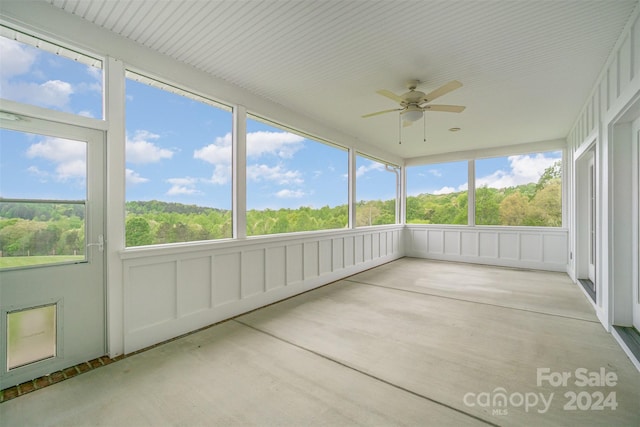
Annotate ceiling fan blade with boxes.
[376,89,404,103]
[423,80,463,102]
[361,108,401,118]
[424,104,466,113]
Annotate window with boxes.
[406,161,468,224]
[0,27,103,118]
[475,151,562,226]
[246,116,348,236]
[355,154,398,226]
[0,129,87,269]
[125,72,232,246]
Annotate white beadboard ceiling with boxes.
[42,0,637,159]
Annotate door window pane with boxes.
[7,304,57,370]
[0,129,87,200]
[356,154,397,226]
[0,129,87,269]
[0,27,103,119]
[406,161,468,224]
[475,151,562,226]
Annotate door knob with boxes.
[87,234,104,252]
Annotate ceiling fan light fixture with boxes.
[402,108,423,122]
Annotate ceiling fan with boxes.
[362,80,465,126]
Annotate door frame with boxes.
[575,142,597,300]
[632,120,640,331]
[0,114,107,389]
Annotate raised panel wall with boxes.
[122,227,404,353]
[406,225,568,271]
[569,12,640,151]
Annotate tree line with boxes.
[0,162,560,254]
[0,203,85,257]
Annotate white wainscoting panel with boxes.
[344,236,355,267]
[479,232,498,258]
[121,227,404,353]
[242,250,265,298]
[428,230,443,254]
[406,225,568,272]
[266,246,286,291]
[213,252,241,306]
[179,257,211,317]
[498,233,518,260]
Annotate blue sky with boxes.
[1,34,561,208]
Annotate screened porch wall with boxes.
[121,227,403,354]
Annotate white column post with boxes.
[105,56,126,357]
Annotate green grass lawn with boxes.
[0,255,85,269]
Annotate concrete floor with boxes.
[1,258,639,426]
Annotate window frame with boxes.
[123,70,235,247]
[355,152,400,227]
[404,148,565,228]
[0,25,105,120]
[244,113,350,237]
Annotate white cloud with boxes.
[355,161,385,178]
[0,37,38,80]
[193,130,305,185]
[194,133,232,184]
[195,130,305,163]
[26,137,86,181]
[194,133,232,165]
[166,177,202,196]
[433,186,457,195]
[26,165,49,180]
[167,177,198,186]
[432,183,468,195]
[78,110,94,118]
[126,168,149,184]
[167,185,201,195]
[56,159,86,180]
[477,153,558,189]
[126,130,174,164]
[209,164,232,185]
[275,189,305,198]
[428,169,442,177]
[0,38,94,110]
[247,164,303,185]
[86,66,102,81]
[2,79,74,109]
[247,131,304,158]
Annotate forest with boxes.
[407,161,561,227]
[0,162,560,257]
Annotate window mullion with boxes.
[468,159,476,226]
[349,148,356,229]
[233,105,247,239]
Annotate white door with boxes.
[0,116,105,389]
[587,151,596,285]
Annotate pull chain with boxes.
[423,114,427,143]
[398,113,402,144]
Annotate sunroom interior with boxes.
[1,0,640,424]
